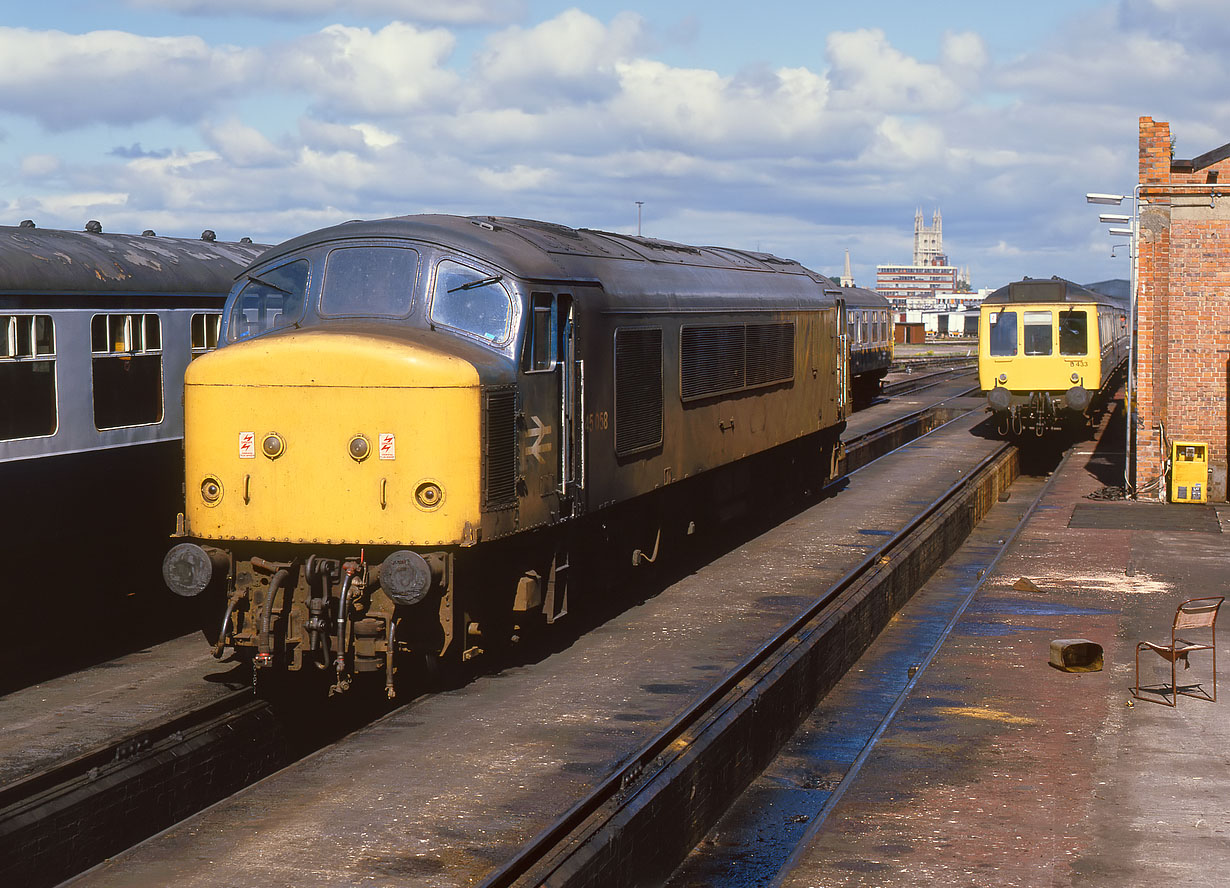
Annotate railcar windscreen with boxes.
[429,259,513,344]
[1059,310,1088,355]
[988,310,1017,356]
[227,258,310,342]
[319,246,418,318]
[1023,310,1053,355]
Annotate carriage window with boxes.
[988,310,1017,356]
[525,293,556,372]
[191,312,222,355]
[430,259,513,344]
[0,314,56,440]
[91,313,163,429]
[1059,310,1087,356]
[1023,310,1053,355]
[227,258,309,342]
[320,246,418,317]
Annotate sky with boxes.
[3,0,1229,290]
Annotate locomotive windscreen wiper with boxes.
[246,272,293,295]
[448,274,503,293]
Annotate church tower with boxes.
[912,207,947,266]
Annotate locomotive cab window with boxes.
[319,246,418,318]
[430,259,513,345]
[1023,310,1053,355]
[227,258,309,342]
[0,314,56,441]
[525,293,556,372]
[988,310,1017,356]
[1059,310,1088,356]
[91,313,163,429]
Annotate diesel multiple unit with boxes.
[979,277,1129,435]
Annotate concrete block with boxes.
[1049,638,1104,673]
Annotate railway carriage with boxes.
[978,276,1129,435]
[841,285,893,405]
[0,222,267,634]
[162,215,850,694]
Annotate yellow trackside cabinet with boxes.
[1170,441,1209,504]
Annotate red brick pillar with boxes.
[1135,117,1171,496]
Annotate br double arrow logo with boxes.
[526,415,553,464]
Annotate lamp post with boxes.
[1086,188,1141,496]
[635,201,644,236]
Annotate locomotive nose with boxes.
[181,328,483,546]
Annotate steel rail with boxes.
[881,364,976,398]
[769,440,1071,887]
[479,434,1014,888]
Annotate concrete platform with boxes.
[779,429,1230,885]
[68,398,999,887]
[0,636,244,786]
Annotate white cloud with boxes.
[475,163,552,192]
[275,22,460,116]
[826,29,966,113]
[201,118,292,167]
[474,10,646,108]
[0,27,257,129]
[20,154,61,177]
[607,59,831,153]
[125,0,525,26]
[940,31,988,71]
[863,117,947,168]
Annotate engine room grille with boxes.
[483,388,517,508]
[681,321,794,401]
[681,325,745,400]
[614,327,663,456]
[746,322,795,387]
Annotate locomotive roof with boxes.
[0,225,269,298]
[983,276,1128,308]
[839,285,891,310]
[258,214,838,306]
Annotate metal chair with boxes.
[1133,597,1224,706]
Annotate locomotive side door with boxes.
[834,295,849,416]
[523,293,582,520]
[558,295,584,514]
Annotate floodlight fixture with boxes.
[1099,213,1131,224]
[1108,227,1134,237]
[1086,192,1128,205]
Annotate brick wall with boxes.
[1135,117,1230,500]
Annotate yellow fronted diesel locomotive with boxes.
[162,215,850,694]
[979,277,1128,435]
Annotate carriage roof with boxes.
[983,276,1128,309]
[0,225,268,298]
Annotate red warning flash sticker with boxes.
[239,431,256,459]
[378,433,396,460]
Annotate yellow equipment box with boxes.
[1170,440,1208,504]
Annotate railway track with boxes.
[4,380,983,888]
[480,426,1019,888]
